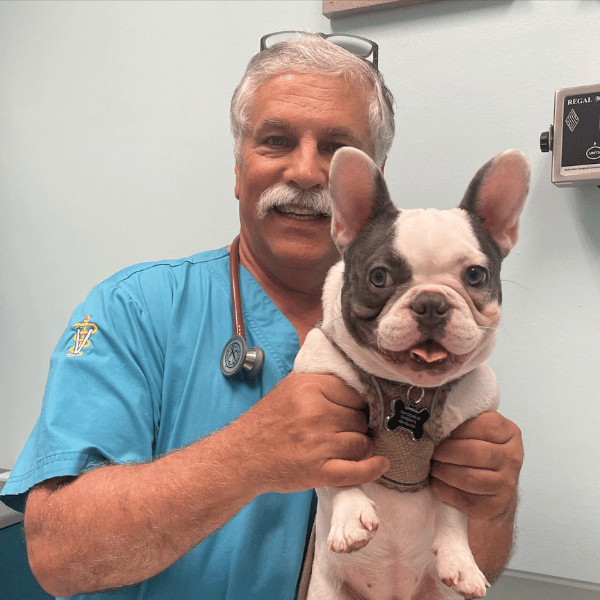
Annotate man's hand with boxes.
[237,372,390,494]
[429,412,523,582]
[430,412,523,519]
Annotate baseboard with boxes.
[487,568,600,600]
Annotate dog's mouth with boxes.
[409,340,449,366]
[380,340,452,370]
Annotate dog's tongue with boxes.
[411,341,448,363]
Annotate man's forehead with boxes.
[249,73,370,129]
[260,70,360,89]
[253,72,369,108]
[254,116,364,140]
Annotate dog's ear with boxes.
[329,147,394,252]
[459,149,530,257]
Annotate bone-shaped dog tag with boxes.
[385,399,430,441]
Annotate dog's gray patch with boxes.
[459,172,503,304]
[340,174,411,346]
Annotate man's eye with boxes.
[324,142,347,154]
[264,136,289,148]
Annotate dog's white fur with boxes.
[294,147,530,600]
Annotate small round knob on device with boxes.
[540,125,553,153]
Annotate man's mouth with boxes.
[273,204,330,221]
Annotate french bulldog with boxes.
[294,147,530,600]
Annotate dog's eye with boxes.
[369,268,391,288]
[464,266,489,287]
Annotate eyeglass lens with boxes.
[261,31,376,64]
[325,35,373,58]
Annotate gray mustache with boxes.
[256,184,332,219]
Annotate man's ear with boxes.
[234,162,240,200]
[380,155,387,174]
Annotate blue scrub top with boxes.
[1,247,315,600]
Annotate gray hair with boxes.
[230,33,395,167]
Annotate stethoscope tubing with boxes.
[229,235,246,339]
[220,235,265,378]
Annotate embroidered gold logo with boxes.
[67,315,98,357]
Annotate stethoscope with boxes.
[220,235,265,378]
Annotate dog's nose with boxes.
[410,292,450,326]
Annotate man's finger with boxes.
[321,456,390,488]
[430,461,504,495]
[329,432,373,462]
[318,374,366,410]
[433,438,504,470]
[446,412,514,444]
[430,476,517,520]
[430,478,494,517]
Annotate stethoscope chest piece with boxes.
[221,334,265,378]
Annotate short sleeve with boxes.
[1,276,165,512]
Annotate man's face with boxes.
[235,72,374,289]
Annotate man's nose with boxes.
[284,142,328,190]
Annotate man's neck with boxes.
[236,237,331,345]
[264,284,323,345]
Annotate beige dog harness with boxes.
[329,339,455,492]
[361,372,453,492]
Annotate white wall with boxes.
[1,0,598,586]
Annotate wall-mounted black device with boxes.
[540,83,600,187]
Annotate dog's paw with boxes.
[327,498,379,554]
[434,546,490,598]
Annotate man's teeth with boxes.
[275,205,326,219]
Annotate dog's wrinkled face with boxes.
[341,207,503,387]
[323,147,529,387]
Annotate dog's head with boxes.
[321,147,530,387]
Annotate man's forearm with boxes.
[25,423,266,597]
[468,489,518,584]
[24,373,385,597]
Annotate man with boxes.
[1,32,523,600]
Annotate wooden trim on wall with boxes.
[323,0,443,19]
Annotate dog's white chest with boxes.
[318,484,439,600]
